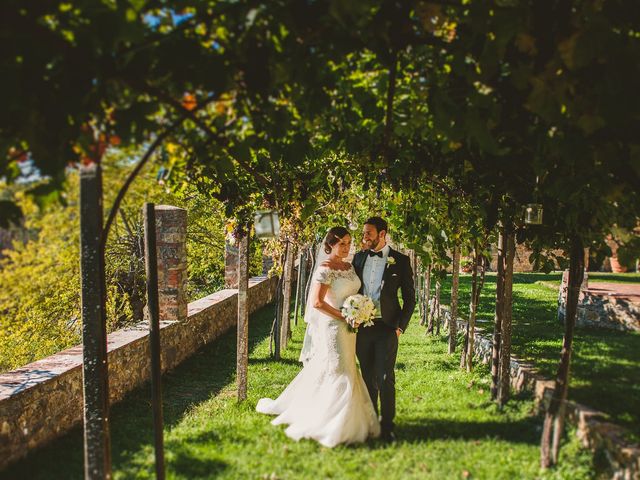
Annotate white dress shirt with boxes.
[362,244,390,317]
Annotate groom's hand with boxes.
[396,328,402,338]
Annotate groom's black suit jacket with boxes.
[353,247,416,333]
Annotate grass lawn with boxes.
[439,272,640,440]
[2,303,598,479]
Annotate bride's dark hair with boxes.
[324,226,350,254]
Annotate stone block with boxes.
[440,303,640,479]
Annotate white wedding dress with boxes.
[256,264,380,447]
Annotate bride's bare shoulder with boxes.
[320,260,351,271]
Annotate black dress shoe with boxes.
[381,430,396,444]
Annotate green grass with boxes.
[588,272,640,284]
[439,272,640,440]
[2,303,598,479]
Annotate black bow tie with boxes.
[368,250,383,258]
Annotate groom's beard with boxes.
[365,236,380,250]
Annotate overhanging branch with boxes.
[135,81,271,188]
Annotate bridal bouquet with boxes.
[341,294,376,333]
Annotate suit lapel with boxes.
[354,252,366,294]
[354,251,366,279]
[382,247,395,284]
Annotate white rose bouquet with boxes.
[341,294,376,333]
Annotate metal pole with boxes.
[144,203,165,480]
[80,163,111,479]
[237,230,249,401]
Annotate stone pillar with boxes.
[155,205,187,322]
[557,269,588,324]
[225,239,239,288]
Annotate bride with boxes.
[256,226,381,447]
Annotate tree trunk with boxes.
[541,236,584,468]
[280,240,295,349]
[491,229,506,401]
[236,231,249,401]
[301,246,313,315]
[498,228,515,407]
[426,269,436,333]
[434,280,442,336]
[421,264,432,327]
[300,248,309,318]
[293,249,304,326]
[416,260,423,315]
[462,246,479,370]
[409,249,418,288]
[448,244,461,354]
[467,253,486,372]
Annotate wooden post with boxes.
[143,203,165,480]
[466,248,483,372]
[434,280,442,336]
[237,230,249,401]
[491,230,506,401]
[303,245,317,313]
[448,244,461,354]
[541,236,585,468]
[299,248,309,321]
[280,240,295,350]
[422,264,431,327]
[272,275,283,360]
[460,258,472,369]
[293,250,304,326]
[498,229,515,406]
[225,238,240,288]
[79,163,111,479]
[409,249,418,289]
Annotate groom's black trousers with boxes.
[356,321,399,434]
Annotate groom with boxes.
[354,217,415,443]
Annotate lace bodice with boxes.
[313,264,361,310]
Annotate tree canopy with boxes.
[1,0,639,267]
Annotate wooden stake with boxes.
[79,163,111,480]
[237,230,249,401]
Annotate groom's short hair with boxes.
[364,216,388,234]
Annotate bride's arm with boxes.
[311,282,345,321]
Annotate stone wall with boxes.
[439,306,640,479]
[576,290,640,332]
[0,275,277,471]
[557,271,640,332]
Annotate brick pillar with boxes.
[225,239,239,288]
[155,205,187,322]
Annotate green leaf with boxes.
[577,115,605,135]
[301,198,319,221]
